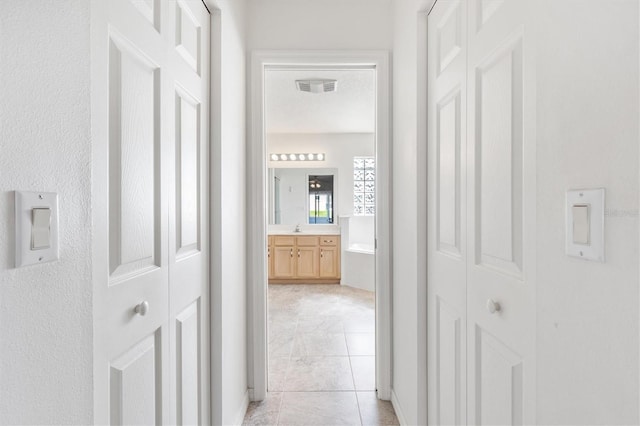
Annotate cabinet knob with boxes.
[134,301,149,316]
[298,250,300,258]
[290,249,293,258]
[321,249,324,258]
[486,299,501,314]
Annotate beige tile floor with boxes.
[243,284,399,426]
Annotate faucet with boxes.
[294,224,301,233]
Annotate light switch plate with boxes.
[15,191,59,267]
[566,188,604,262]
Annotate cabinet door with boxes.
[267,236,274,279]
[268,245,274,279]
[273,246,295,278]
[319,246,340,278]
[296,246,319,279]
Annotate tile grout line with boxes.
[345,330,364,426]
[275,391,285,426]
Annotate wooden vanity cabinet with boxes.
[268,234,340,284]
[319,236,340,278]
[271,236,295,279]
[295,236,319,279]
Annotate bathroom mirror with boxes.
[268,168,338,225]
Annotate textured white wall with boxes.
[535,1,639,423]
[207,0,250,424]
[0,0,93,424]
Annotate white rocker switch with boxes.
[566,188,605,262]
[31,208,52,250]
[572,204,590,245]
[15,191,59,267]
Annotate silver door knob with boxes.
[486,299,501,314]
[134,301,149,316]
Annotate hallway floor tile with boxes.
[243,284,399,426]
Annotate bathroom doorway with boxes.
[264,67,378,409]
[247,51,392,404]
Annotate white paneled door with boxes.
[427,1,468,424]
[428,0,536,424]
[92,1,210,424]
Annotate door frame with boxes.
[247,50,392,401]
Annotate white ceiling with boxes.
[265,69,375,134]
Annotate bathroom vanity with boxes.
[268,234,341,284]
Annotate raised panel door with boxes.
[296,246,319,279]
[92,0,170,423]
[167,1,210,424]
[93,1,210,424]
[466,0,535,423]
[319,246,339,278]
[428,1,468,424]
[273,246,295,278]
[268,241,274,279]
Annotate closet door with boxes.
[92,1,211,424]
[167,1,211,425]
[427,1,468,424]
[466,0,536,424]
[92,0,170,423]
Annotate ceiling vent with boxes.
[295,79,338,94]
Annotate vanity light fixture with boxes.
[269,153,326,162]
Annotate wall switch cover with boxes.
[566,189,604,262]
[15,191,59,267]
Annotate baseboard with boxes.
[391,389,408,426]
[232,390,250,426]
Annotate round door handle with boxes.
[486,299,501,314]
[134,301,149,316]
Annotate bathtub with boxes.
[346,242,375,255]
[340,216,375,292]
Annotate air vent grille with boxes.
[323,80,336,92]
[295,79,338,94]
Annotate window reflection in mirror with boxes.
[308,175,334,224]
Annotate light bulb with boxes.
[280,154,288,161]
[289,154,296,161]
[271,154,279,161]
[298,154,306,161]
[307,154,315,160]
[316,153,325,161]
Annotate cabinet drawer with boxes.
[319,236,339,246]
[273,236,295,246]
[296,236,319,247]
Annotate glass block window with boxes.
[354,157,375,216]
